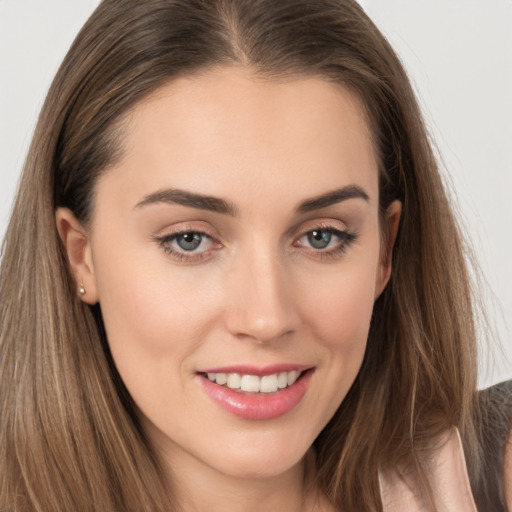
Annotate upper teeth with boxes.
[206,370,301,393]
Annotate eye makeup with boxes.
[152,219,358,264]
[293,224,358,261]
[153,224,223,263]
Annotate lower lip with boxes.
[198,370,313,420]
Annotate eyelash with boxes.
[154,225,358,263]
[153,228,220,263]
[293,226,358,260]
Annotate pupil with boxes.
[177,233,201,251]
[308,230,331,249]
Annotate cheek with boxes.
[90,238,221,375]
[300,263,377,352]
[288,257,379,430]
[92,255,227,431]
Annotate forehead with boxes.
[98,67,379,210]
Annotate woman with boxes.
[0,0,510,510]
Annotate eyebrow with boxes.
[296,185,370,213]
[134,188,238,216]
[134,184,370,216]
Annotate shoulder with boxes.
[498,382,512,509]
[505,427,512,509]
[380,429,478,512]
[380,381,512,512]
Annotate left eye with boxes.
[175,232,204,251]
[297,228,350,251]
[306,229,334,249]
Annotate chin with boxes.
[200,431,312,480]
[212,452,305,480]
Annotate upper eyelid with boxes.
[152,218,351,245]
[294,227,351,247]
[157,226,347,245]
[287,218,349,240]
[153,222,218,240]
[155,232,217,262]
[154,226,355,263]
[155,230,215,248]
[297,226,347,237]
[160,229,213,239]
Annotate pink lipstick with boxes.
[197,365,313,420]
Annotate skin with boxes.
[505,431,512,509]
[380,429,479,511]
[57,67,401,512]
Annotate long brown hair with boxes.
[0,1,480,510]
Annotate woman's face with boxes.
[67,68,398,481]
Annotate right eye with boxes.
[155,230,221,262]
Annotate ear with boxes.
[375,200,402,299]
[55,207,98,304]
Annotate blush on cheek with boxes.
[305,273,376,350]
[99,267,222,365]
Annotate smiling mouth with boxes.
[198,367,314,420]
[201,370,305,394]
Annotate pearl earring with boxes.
[79,283,86,295]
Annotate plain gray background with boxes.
[1,0,510,387]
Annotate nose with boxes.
[224,247,300,344]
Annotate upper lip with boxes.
[197,363,313,377]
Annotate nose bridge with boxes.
[225,241,298,343]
